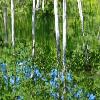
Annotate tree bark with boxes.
[77,0,89,70]
[54,0,60,65]
[32,0,36,57]
[3,5,8,45]
[42,0,44,11]
[11,0,15,47]
[77,0,84,34]
[63,0,67,72]
[36,0,40,9]
[62,0,67,95]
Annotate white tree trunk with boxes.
[42,0,44,11]
[77,0,84,34]
[62,0,67,95]
[3,5,8,45]
[36,0,40,9]
[77,0,89,67]
[54,0,60,65]
[63,0,67,71]
[32,0,36,57]
[11,0,15,47]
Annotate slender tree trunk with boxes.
[11,0,15,47]
[3,5,8,45]
[77,0,85,52]
[36,0,40,9]
[77,0,89,69]
[32,0,36,57]
[42,0,44,11]
[62,0,67,95]
[54,0,60,65]
[77,0,84,34]
[63,0,67,73]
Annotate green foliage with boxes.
[0,0,100,99]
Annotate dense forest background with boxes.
[0,0,100,99]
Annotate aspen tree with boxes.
[42,0,44,11]
[62,0,67,95]
[36,0,40,9]
[54,0,60,65]
[11,0,15,47]
[3,4,8,45]
[77,0,89,68]
[32,0,36,57]
[77,0,84,34]
[63,0,67,73]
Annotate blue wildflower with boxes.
[74,89,83,98]
[50,69,58,79]
[61,95,64,100]
[0,63,7,74]
[10,75,15,85]
[16,96,24,100]
[9,75,20,85]
[3,75,8,85]
[50,79,59,88]
[17,61,26,66]
[66,72,73,82]
[88,94,96,100]
[17,62,23,66]
[16,76,20,84]
[51,92,59,99]
[41,77,47,82]
[23,66,32,78]
[34,77,38,82]
[50,79,55,86]
[34,68,42,78]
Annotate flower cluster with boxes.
[0,62,96,100]
[88,93,96,100]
